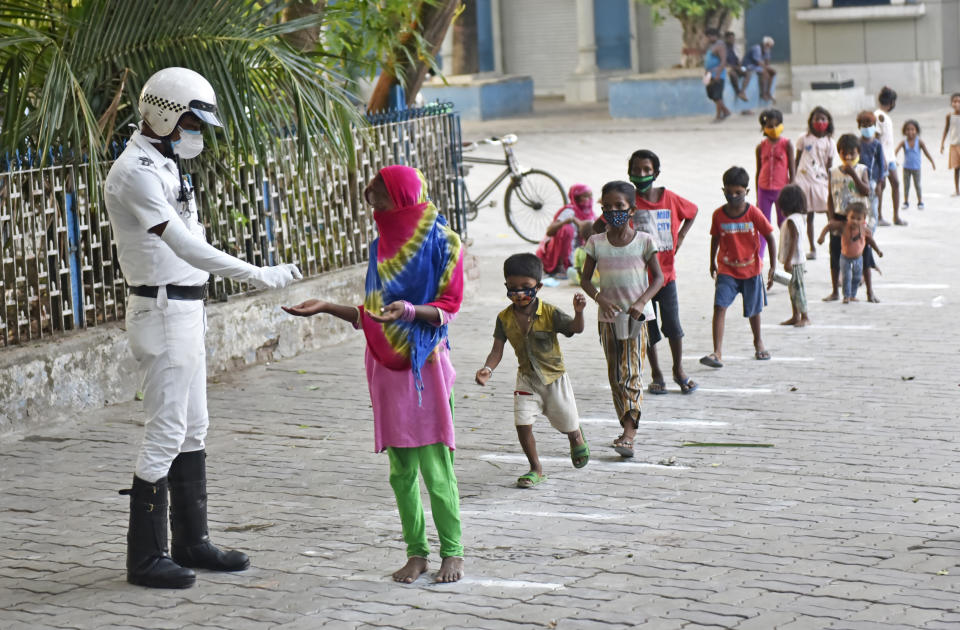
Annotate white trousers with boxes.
[126,294,208,483]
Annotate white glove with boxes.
[250,263,302,290]
[160,218,301,289]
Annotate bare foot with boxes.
[867,293,880,303]
[795,316,810,328]
[392,556,428,583]
[822,292,839,302]
[436,557,464,583]
[780,317,799,326]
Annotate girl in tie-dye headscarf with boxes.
[284,165,465,584]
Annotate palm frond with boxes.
[0,0,371,171]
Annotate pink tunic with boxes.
[759,137,791,191]
[362,309,458,453]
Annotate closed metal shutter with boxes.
[500,0,578,96]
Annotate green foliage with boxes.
[319,0,439,84]
[0,0,438,169]
[638,0,751,25]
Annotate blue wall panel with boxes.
[594,0,631,70]
[745,0,790,63]
[476,0,495,72]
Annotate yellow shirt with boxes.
[494,299,575,385]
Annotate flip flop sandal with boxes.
[516,471,546,488]
[755,350,771,360]
[570,429,590,469]
[674,376,698,394]
[612,436,635,458]
[699,354,723,368]
[648,381,668,395]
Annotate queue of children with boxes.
[275,91,955,586]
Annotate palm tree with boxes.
[0,0,437,170]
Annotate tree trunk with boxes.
[367,0,461,111]
[282,1,325,53]
[677,8,733,68]
[452,0,477,75]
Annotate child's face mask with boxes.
[841,153,860,167]
[812,120,829,134]
[603,210,631,227]
[859,126,876,139]
[629,174,657,192]
[506,285,538,305]
[763,123,784,139]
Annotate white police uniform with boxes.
[105,129,210,483]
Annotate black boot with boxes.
[168,450,250,572]
[120,476,196,589]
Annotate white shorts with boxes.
[514,372,580,433]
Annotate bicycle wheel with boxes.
[504,169,566,243]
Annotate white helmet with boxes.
[138,67,223,137]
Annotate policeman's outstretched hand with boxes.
[252,263,302,290]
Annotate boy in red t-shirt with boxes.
[628,149,699,394]
[701,166,777,368]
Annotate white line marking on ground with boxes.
[450,578,566,590]
[873,301,924,306]
[340,574,565,589]
[460,509,623,521]
[695,387,773,394]
[479,453,690,470]
[763,324,874,330]
[683,355,814,362]
[579,416,730,426]
[878,283,949,290]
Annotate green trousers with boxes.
[387,442,463,559]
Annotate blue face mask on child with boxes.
[860,126,876,139]
[603,210,631,227]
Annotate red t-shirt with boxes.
[633,189,698,285]
[710,204,774,279]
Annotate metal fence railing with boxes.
[0,104,464,347]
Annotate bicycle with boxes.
[458,134,566,243]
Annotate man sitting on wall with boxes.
[742,36,777,103]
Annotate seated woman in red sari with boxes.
[536,183,596,276]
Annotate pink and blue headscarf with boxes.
[359,166,464,394]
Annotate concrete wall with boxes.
[788,0,958,95]
[634,5,684,73]
[0,265,365,435]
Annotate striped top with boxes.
[584,231,658,323]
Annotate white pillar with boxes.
[440,27,454,75]
[627,0,639,73]
[574,0,597,74]
[491,0,503,75]
[566,0,602,102]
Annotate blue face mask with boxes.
[603,210,631,227]
[860,126,876,139]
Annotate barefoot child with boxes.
[283,166,465,584]
[939,93,960,197]
[896,120,936,210]
[628,149,698,395]
[818,203,883,303]
[580,181,664,458]
[476,254,589,488]
[794,106,834,258]
[776,185,810,327]
[700,166,777,368]
[823,134,871,303]
[875,87,902,225]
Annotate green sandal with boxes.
[570,428,590,469]
[516,470,546,488]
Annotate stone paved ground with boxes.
[2,97,959,629]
